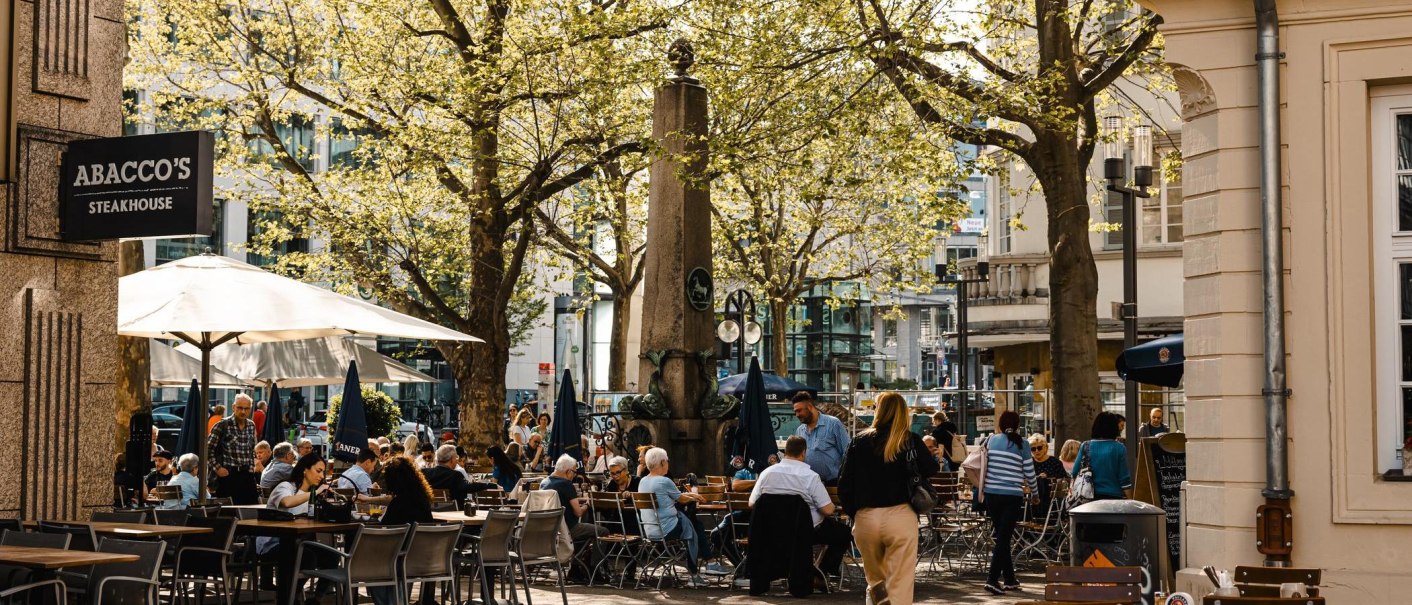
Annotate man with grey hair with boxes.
[207,393,258,503]
[297,438,315,458]
[260,442,297,489]
[540,454,608,578]
[422,444,497,502]
[165,453,205,509]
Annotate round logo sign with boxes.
[686,267,713,312]
[1158,346,1172,364]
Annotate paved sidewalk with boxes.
[493,571,1046,604]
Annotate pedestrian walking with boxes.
[1072,411,1133,500]
[981,410,1037,595]
[206,393,259,504]
[837,391,938,605]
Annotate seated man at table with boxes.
[639,447,711,587]
[164,453,206,509]
[336,448,378,495]
[541,454,609,578]
[144,449,177,494]
[260,442,297,490]
[422,444,498,503]
[749,435,852,577]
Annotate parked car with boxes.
[296,411,329,454]
[152,413,182,453]
[395,422,436,449]
[153,403,186,418]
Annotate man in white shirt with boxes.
[749,435,854,576]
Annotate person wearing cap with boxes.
[441,431,456,444]
[416,443,437,469]
[144,450,177,495]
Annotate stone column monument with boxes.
[0,0,124,519]
[635,40,723,474]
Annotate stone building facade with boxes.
[0,0,124,519]
[1147,0,1412,599]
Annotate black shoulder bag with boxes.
[905,435,938,514]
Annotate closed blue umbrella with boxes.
[717,370,817,403]
[264,385,285,450]
[735,357,779,474]
[174,378,205,457]
[548,369,581,462]
[329,361,367,462]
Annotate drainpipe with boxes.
[1254,0,1294,567]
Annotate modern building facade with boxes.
[1146,0,1412,599]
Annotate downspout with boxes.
[1255,0,1294,566]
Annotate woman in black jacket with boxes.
[838,392,939,605]
[369,457,432,605]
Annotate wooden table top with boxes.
[0,545,140,569]
[23,521,213,538]
[235,518,362,535]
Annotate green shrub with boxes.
[329,387,402,439]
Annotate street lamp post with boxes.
[937,234,989,437]
[1103,115,1154,470]
[718,289,762,374]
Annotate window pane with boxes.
[1398,114,1412,170]
[1404,325,1412,382]
[1142,197,1161,244]
[1167,185,1184,243]
[1404,388,1412,446]
[1401,175,1412,232]
[1403,264,1412,320]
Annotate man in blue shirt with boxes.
[792,392,850,485]
[336,448,377,495]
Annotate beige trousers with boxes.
[852,503,919,605]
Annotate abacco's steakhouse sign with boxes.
[61,131,214,241]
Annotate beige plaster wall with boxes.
[1148,0,1412,600]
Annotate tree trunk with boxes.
[608,292,631,391]
[1036,132,1102,442]
[770,299,790,376]
[116,240,150,453]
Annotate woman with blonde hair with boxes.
[838,392,938,605]
[1059,439,1082,474]
[510,409,534,448]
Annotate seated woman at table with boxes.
[487,445,522,493]
[639,447,711,587]
[162,453,205,509]
[368,457,432,605]
[261,453,336,600]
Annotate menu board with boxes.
[1149,436,1186,569]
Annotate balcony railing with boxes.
[957,254,1050,305]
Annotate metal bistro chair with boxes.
[38,521,99,596]
[152,508,189,526]
[169,515,239,605]
[723,491,753,586]
[463,509,524,605]
[297,525,409,605]
[400,523,462,605]
[587,492,641,588]
[88,538,167,605]
[630,492,688,590]
[509,508,568,605]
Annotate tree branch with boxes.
[916,40,1023,82]
[1079,10,1164,102]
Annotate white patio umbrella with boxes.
[119,253,481,494]
[149,339,255,388]
[176,335,438,388]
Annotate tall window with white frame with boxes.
[1372,91,1412,473]
[997,163,1013,254]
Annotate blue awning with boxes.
[1115,334,1185,388]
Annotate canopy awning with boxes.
[1115,334,1185,388]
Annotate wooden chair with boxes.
[586,492,641,588]
[1204,567,1324,604]
[1016,566,1143,605]
[150,486,182,507]
[695,484,726,503]
[705,475,729,486]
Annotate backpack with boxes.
[947,434,967,464]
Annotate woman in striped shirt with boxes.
[981,410,1037,595]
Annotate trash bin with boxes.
[1070,499,1169,601]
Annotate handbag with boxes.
[1068,441,1095,506]
[961,440,988,503]
[947,433,967,464]
[904,437,938,514]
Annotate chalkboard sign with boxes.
[1149,435,1186,570]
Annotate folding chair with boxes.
[630,492,688,589]
[1016,565,1142,605]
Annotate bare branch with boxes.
[916,40,1024,82]
[1080,11,1164,102]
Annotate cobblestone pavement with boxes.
[479,569,1047,604]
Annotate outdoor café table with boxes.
[235,518,362,605]
[0,545,142,605]
[21,520,214,539]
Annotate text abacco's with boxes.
[73,157,194,215]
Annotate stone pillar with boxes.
[637,40,721,475]
[0,0,124,520]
